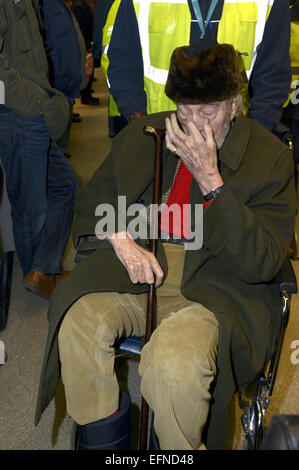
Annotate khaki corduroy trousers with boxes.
[58,243,219,450]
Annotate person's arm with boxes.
[71,3,94,50]
[247,0,291,130]
[92,0,114,62]
[73,118,165,286]
[0,0,48,114]
[0,52,50,115]
[202,147,295,282]
[0,2,49,117]
[165,112,296,282]
[71,13,88,91]
[107,0,147,119]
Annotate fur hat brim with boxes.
[165,40,244,104]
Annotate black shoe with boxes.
[81,96,100,106]
[75,393,131,450]
[72,113,82,123]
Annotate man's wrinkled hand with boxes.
[165,113,223,194]
[108,232,164,287]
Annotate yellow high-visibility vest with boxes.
[101,0,122,117]
[287,12,299,107]
[134,0,273,115]
[102,0,274,116]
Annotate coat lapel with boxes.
[218,114,251,173]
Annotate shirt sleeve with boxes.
[71,4,94,50]
[247,0,291,131]
[92,0,114,62]
[107,0,147,119]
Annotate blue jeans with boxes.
[0,107,79,276]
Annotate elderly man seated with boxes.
[35,39,296,450]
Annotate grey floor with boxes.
[0,70,298,450]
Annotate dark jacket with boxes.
[40,0,87,99]
[35,113,296,448]
[92,0,114,63]
[0,0,86,140]
[0,0,68,140]
[71,0,94,50]
[291,0,299,20]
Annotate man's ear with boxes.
[230,96,239,121]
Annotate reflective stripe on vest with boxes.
[217,0,273,79]
[134,0,273,114]
[217,0,273,111]
[288,19,299,106]
[134,0,190,113]
[101,0,122,117]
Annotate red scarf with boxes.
[159,162,211,238]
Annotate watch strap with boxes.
[203,185,224,202]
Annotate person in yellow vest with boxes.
[103,0,291,134]
[93,0,139,136]
[282,0,299,166]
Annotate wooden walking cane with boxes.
[139,126,165,450]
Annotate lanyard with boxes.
[191,0,219,38]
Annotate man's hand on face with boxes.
[108,232,164,287]
[165,112,223,195]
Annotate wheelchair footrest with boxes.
[115,336,143,356]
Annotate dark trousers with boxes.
[0,107,79,276]
[81,70,94,103]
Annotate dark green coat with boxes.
[0,0,85,141]
[35,113,296,449]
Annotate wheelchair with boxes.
[238,257,297,449]
[74,234,297,450]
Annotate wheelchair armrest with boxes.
[74,249,97,264]
[77,235,99,249]
[74,235,105,264]
[275,257,297,295]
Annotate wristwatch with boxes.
[203,185,224,202]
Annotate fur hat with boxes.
[165,39,244,104]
